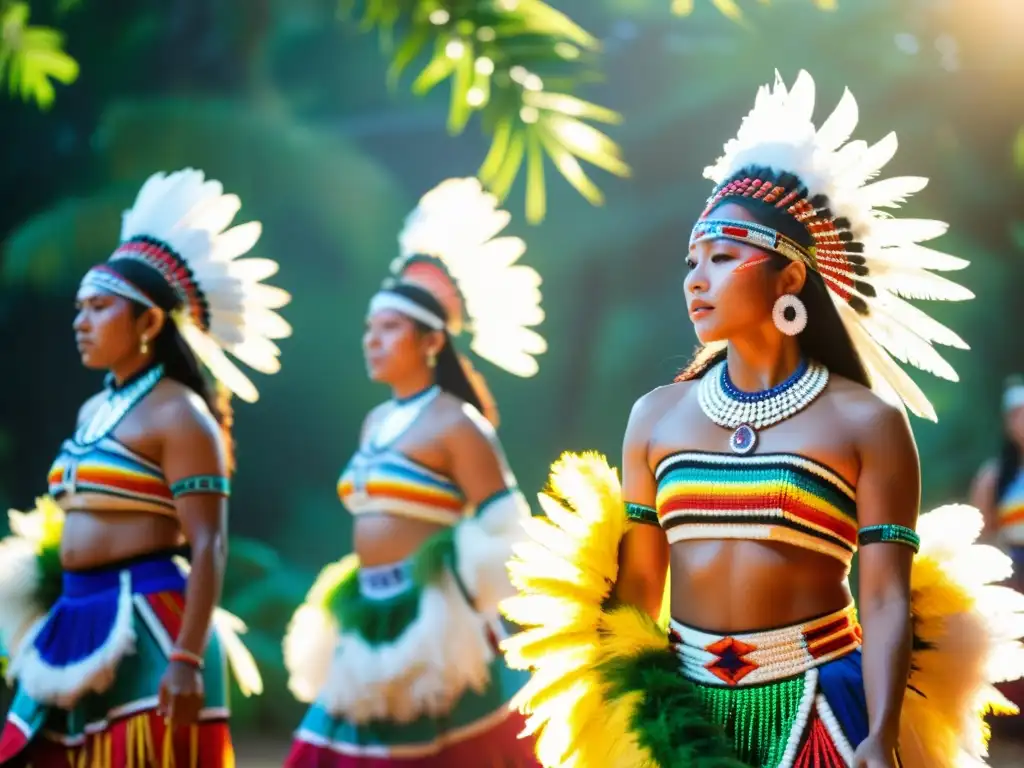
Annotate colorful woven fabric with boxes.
[0,554,236,766]
[655,451,857,566]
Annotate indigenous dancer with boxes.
[0,169,282,765]
[282,178,546,767]
[970,375,1024,737]
[501,71,1024,768]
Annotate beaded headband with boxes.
[79,236,210,330]
[1004,380,1024,412]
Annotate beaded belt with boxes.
[357,559,415,600]
[670,603,861,687]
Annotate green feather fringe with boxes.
[317,528,457,646]
[599,648,753,768]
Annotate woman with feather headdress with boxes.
[500,71,1024,768]
[0,169,280,765]
[970,374,1024,740]
[281,178,546,767]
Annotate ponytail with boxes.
[137,308,236,473]
[415,326,497,425]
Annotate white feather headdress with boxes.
[370,177,547,378]
[79,169,291,402]
[692,70,973,421]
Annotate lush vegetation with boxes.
[1,0,1021,734]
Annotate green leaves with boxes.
[0,2,78,109]
[343,0,630,223]
[672,0,836,19]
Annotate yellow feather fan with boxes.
[500,452,666,768]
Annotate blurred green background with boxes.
[1,0,1022,740]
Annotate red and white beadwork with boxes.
[670,603,861,687]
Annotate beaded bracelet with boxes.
[625,502,659,526]
[170,475,231,499]
[169,648,205,670]
[857,524,921,553]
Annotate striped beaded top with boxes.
[48,436,175,516]
[338,449,466,526]
[655,451,858,566]
[997,471,1024,545]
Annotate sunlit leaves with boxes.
[0,2,78,109]
[342,0,629,223]
[672,0,836,18]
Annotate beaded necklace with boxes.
[697,359,829,454]
[75,365,166,445]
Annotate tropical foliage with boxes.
[0,1,77,108]
[342,0,630,222]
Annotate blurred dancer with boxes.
[0,169,283,765]
[282,179,546,767]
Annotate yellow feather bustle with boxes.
[499,452,667,768]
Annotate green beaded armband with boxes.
[857,524,920,553]
[625,502,659,526]
[170,475,231,499]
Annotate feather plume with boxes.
[390,178,546,378]
[117,169,291,402]
[702,71,971,419]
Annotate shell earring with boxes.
[427,350,437,368]
[140,336,150,355]
[772,294,807,336]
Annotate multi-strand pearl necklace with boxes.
[697,358,829,454]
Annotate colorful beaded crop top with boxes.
[49,435,177,516]
[646,451,859,567]
[47,365,230,516]
[337,450,467,526]
[337,386,469,526]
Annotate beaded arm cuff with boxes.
[170,475,231,499]
[857,524,920,553]
[625,502,659,526]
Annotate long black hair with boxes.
[677,167,872,389]
[383,282,488,416]
[996,438,1020,504]
[996,377,1024,503]
[103,258,234,467]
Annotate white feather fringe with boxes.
[899,504,1024,767]
[9,570,136,708]
[454,490,531,614]
[0,536,46,660]
[297,572,494,725]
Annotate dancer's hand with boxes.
[158,660,206,724]
[852,735,898,768]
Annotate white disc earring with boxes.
[772,294,807,336]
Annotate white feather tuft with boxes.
[393,178,546,378]
[117,170,290,401]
